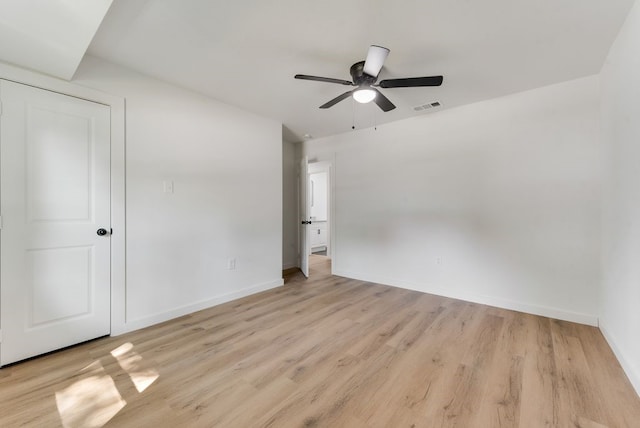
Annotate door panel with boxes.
[28,246,93,326]
[0,80,111,366]
[27,105,93,222]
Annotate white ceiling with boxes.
[86,0,634,142]
[0,0,113,80]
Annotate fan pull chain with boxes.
[374,105,377,131]
[352,98,356,130]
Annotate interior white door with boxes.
[299,156,310,277]
[0,80,111,366]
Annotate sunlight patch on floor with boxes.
[55,342,159,427]
[111,342,159,393]
[55,361,126,428]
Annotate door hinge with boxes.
[0,215,3,229]
[0,329,3,343]
[0,99,3,116]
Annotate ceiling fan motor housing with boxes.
[350,61,377,86]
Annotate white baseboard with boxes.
[332,269,598,326]
[113,278,284,335]
[599,321,640,397]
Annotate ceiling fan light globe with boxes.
[353,88,376,104]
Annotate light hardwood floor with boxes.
[1,255,639,427]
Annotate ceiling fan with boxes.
[295,45,443,112]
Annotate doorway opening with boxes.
[299,159,332,279]
[308,166,329,256]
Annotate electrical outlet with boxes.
[163,180,174,194]
[227,258,236,270]
[436,257,442,265]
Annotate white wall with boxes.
[600,0,640,395]
[304,75,602,325]
[74,56,283,332]
[282,140,299,269]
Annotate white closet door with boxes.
[299,156,310,277]
[1,80,111,366]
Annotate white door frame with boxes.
[0,62,127,335]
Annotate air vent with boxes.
[413,101,442,112]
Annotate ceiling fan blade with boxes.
[319,90,354,109]
[295,74,354,86]
[363,45,390,78]
[378,76,443,88]
[372,88,396,112]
